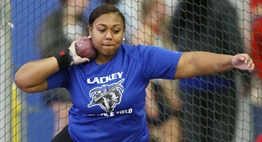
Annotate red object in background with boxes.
[75,37,97,59]
[251,0,262,9]
[251,17,262,79]
[256,134,262,142]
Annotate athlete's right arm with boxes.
[15,41,89,93]
[15,57,60,93]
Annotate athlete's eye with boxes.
[113,30,120,34]
[98,29,105,33]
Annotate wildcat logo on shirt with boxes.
[87,78,125,112]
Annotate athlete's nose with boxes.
[105,31,113,40]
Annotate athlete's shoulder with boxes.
[121,42,157,53]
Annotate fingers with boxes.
[233,54,254,72]
[69,40,91,65]
[81,58,90,62]
[240,54,255,72]
[69,41,77,53]
[245,56,255,72]
[249,60,255,72]
[70,41,77,49]
[238,54,249,62]
[73,56,90,65]
[71,40,77,45]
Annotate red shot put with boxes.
[75,37,97,59]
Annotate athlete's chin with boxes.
[102,46,119,53]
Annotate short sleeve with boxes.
[47,69,68,89]
[140,45,183,79]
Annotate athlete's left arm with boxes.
[174,51,254,79]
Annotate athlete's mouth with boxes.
[103,44,114,46]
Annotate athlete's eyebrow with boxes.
[96,23,122,27]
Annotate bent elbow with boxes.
[14,73,35,93]
[15,72,47,93]
[14,73,27,92]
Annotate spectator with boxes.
[127,0,181,141]
[35,0,89,137]
[172,0,250,141]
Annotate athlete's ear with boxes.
[88,26,92,37]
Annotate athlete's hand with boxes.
[231,53,255,72]
[69,41,90,65]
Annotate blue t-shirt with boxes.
[47,43,183,142]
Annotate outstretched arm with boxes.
[174,51,254,79]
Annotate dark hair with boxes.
[105,0,120,5]
[89,4,125,29]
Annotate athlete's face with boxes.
[88,13,124,62]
